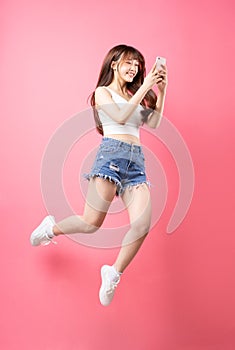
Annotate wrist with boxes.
[157,88,167,96]
[140,82,151,96]
[133,84,149,101]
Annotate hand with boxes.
[156,64,168,93]
[143,62,160,91]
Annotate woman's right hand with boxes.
[143,62,162,91]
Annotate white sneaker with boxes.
[99,265,121,306]
[30,215,57,246]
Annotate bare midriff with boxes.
[104,134,141,146]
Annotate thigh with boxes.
[83,177,117,227]
[121,183,152,229]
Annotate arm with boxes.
[95,64,159,125]
[145,64,168,128]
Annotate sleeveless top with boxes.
[97,86,145,138]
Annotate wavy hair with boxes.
[89,44,157,135]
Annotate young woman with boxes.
[30,44,168,306]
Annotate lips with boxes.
[127,72,135,78]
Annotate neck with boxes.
[110,76,128,94]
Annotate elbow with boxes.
[117,114,128,124]
[149,122,160,129]
[148,113,163,128]
[155,117,163,128]
[118,119,126,125]
[155,111,163,128]
[148,122,157,129]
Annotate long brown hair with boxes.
[90,44,157,135]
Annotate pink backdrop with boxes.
[1,0,235,349]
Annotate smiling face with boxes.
[111,53,141,84]
[118,56,139,82]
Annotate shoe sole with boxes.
[30,215,55,246]
[99,265,111,307]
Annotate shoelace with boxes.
[41,234,57,246]
[106,277,120,295]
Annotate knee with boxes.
[84,222,100,234]
[80,216,102,234]
[131,221,151,237]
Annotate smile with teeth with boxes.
[127,72,135,78]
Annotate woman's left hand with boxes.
[156,64,168,93]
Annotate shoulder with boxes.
[95,86,111,96]
[95,86,113,105]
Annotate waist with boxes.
[104,134,140,145]
[102,123,140,139]
[102,137,143,152]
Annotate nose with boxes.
[130,63,137,72]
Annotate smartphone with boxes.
[156,56,166,71]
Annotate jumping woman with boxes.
[30,44,168,306]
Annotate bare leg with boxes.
[53,177,117,235]
[113,184,152,273]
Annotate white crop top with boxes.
[97,86,145,138]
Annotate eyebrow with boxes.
[125,58,140,63]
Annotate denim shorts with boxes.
[84,137,150,196]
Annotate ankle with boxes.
[52,225,62,236]
[113,264,123,275]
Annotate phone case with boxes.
[156,56,166,70]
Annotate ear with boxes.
[111,61,118,71]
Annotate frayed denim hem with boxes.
[120,180,152,196]
[83,172,122,195]
[83,173,151,197]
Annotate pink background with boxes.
[1,0,235,349]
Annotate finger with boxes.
[157,75,167,82]
[160,79,167,85]
[158,68,167,74]
[156,77,163,84]
[151,62,157,73]
[156,73,165,80]
[159,66,167,74]
[157,71,166,76]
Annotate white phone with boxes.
[156,56,166,71]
